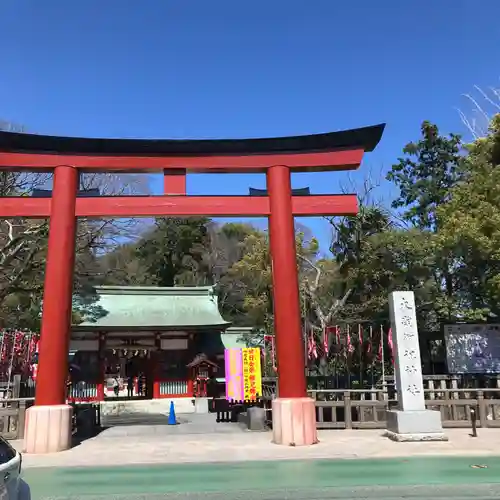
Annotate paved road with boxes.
[22,456,500,500]
[14,426,500,469]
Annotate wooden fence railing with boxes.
[311,390,386,429]
[0,398,101,440]
[0,398,34,439]
[260,388,500,430]
[4,387,500,439]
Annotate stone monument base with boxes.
[272,397,318,446]
[246,406,267,431]
[385,409,448,442]
[24,404,73,454]
[194,397,209,414]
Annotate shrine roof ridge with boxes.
[94,285,216,297]
[76,285,228,329]
[0,123,385,156]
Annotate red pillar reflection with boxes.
[153,335,161,399]
[96,334,105,401]
[35,166,78,406]
[267,165,307,398]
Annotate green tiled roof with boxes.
[75,286,230,330]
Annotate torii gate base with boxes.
[24,405,73,454]
[0,124,384,452]
[272,398,317,446]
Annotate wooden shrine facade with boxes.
[66,286,246,402]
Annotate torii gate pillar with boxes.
[0,123,385,452]
[267,165,317,445]
[24,165,78,453]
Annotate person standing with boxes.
[112,376,119,397]
[137,372,144,397]
[127,376,134,398]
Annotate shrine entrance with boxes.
[66,285,234,408]
[0,123,385,453]
[103,349,151,400]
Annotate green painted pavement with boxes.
[22,456,500,499]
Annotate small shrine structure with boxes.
[67,285,247,410]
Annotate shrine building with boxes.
[67,285,249,412]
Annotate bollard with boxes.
[470,407,478,437]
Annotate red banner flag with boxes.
[307,329,318,360]
[346,326,354,354]
[378,327,384,361]
[271,336,277,372]
[323,327,329,355]
[387,327,394,364]
[367,326,372,354]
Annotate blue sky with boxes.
[1,0,499,252]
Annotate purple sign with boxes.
[224,348,244,401]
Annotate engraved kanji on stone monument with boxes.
[389,291,425,412]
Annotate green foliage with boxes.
[71,285,107,324]
[436,113,500,318]
[382,121,471,325]
[387,121,462,230]
[224,229,321,332]
[0,124,51,328]
[136,217,211,286]
[0,121,149,329]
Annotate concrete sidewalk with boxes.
[12,426,500,469]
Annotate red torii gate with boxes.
[0,124,384,452]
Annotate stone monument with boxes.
[385,291,447,441]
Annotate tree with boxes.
[74,171,150,296]
[387,121,463,230]
[135,217,211,287]
[209,222,259,323]
[350,228,439,328]
[437,114,500,318]
[226,229,273,329]
[386,121,465,322]
[0,123,49,327]
[458,84,500,139]
[0,121,152,328]
[327,205,391,321]
[203,221,257,285]
[326,172,395,325]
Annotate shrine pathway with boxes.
[20,456,500,500]
[99,412,247,435]
[13,415,500,499]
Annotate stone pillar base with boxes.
[194,397,209,414]
[385,409,448,442]
[272,397,318,446]
[24,404,73,454]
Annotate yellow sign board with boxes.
[242,347,262,401]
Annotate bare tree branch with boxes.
[457,82,500,139]
[298,254,352,328]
